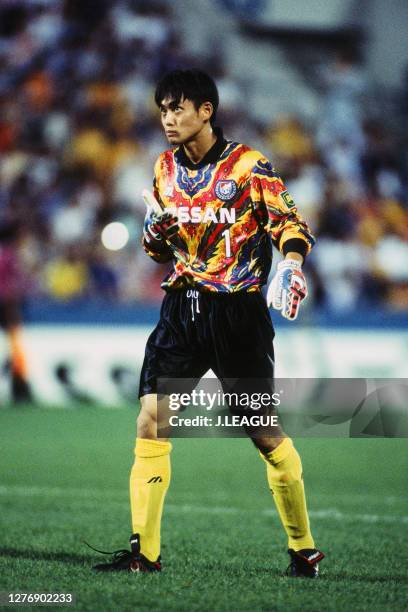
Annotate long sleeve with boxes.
[250,158,315,258]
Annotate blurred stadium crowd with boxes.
[0,0,407,313]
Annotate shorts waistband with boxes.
[165,288,262,299]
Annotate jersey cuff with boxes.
[281,238,309,259]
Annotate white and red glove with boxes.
[267,259,308,320]
[142,189,179,247]
[143,210,179,245]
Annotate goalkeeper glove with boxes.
[143,210,179,247]
[267,259,308,321]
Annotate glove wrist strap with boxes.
[278,258,302,270]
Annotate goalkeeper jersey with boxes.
[144,129,315,293]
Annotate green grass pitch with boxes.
[0,406,407,611]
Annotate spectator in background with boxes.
[88,245,119,301]
[317,49,366,153]
[44,245,89,301]
[311,177,369,312]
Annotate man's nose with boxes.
[163,111,175,126]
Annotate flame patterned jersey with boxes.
[144,132,315,293]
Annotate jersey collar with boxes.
[174,127,227,169]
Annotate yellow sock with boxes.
[129,438,172,561]
[261,438,315,551]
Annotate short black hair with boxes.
[155,69,219,126]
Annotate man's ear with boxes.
[200,101,214,123]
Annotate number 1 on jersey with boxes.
[222,228,231,258]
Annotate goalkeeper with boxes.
[93,69,324,577]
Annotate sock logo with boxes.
[147,476,163,483]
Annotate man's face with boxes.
[160,96,209,145]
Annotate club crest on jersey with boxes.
[215,180,237,201]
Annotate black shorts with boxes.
[138,289,275,398]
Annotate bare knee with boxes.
[137,410,157,439]
[137,394,170,440]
